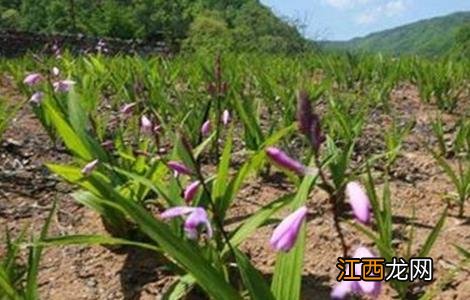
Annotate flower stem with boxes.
[314,156,349,257]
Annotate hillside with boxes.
[322,11,470,56]
[0,0,310,54]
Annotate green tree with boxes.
[133,0,191,42]
[454,23,470,58]
[182,10,232,53]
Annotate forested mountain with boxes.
[322,11,470,56]
[0,0,311,53]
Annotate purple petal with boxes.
[184,181,200,203]
[270,206,307,252]
[185,227,198,240]
[141,115,153,135]
[81,159,99,176]
[160,206,195,219]
[297,90,313,135]
[266,147,306,176]
[53,80,75,92]
[184,207,212,239]
[120,103,136,116]
[346,182,371,224]
[30,92,44,105]
[331,280,353,300]
[100,140,114,150]
[222,110,231,125]
[352,246,380,295]
[201,120,211,136]
[24,73,42,86]
[296,90,325,152]
[167,161,192,176]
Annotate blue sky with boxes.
[260,0,470,41]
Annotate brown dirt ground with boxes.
[1,75,469,300]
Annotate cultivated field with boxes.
[0,53,469,299]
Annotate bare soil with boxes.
[1,75,469,300]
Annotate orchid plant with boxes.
[3,52,468,300]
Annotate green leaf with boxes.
[271,224,306,300]
[453,244,470,259]
[109,165,176,205]
[271,173,317,300]
[67,89,89,136]
[220,124,296,218]
[227,193,294,251]
[25,198,57,299]
[194,131,217,158]
[213,128,233,206]
[48,164,131,234]
[0,266,18,299]
[34,235,161,252]
[162,274,196,300]
[349,222,394,260]
[85,175,241,300]
[233,95,264,150]
[418,207,447,257]
[433,153,460,190]
[234,249,275,300]
[43,101,93,161]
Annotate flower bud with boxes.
[120,103,136,118]
[52,67,60,76]
[24,73,42,86]
[296,90,325,152]
[201,120,211,136]
[222,110,231,125]
[266,147,306,176]
[140,115,153,135]
[100,140,114,151]
[270,206,308,252]
[81,159,99,176]
[53,80,75,92]
[346,182,371,224]
[331,247,381,299]
[184,181,200,203]
[29,92,44,105]
[167,161,192,176]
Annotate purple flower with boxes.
[29,92,44,105]
[222,110,231,125]
[270,206,308,252]
[81,159,99,176]
[296,90,325,152]
[184,181,200,203]
[346,182,371,224]
[201,120,211,136]
[167,161,192,176]
[140,115,153,135]
[331,247,381,299]
[266,147,306,176]
[160,206,212,239]
[23,73,42,86]
[100,140,114,150]
[53,80,75,92]
[120,102,136,118]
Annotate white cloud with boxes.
[356,12,378,24]
[355,0,407,24]
[384,0,406,16]
[324,0,373,10]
